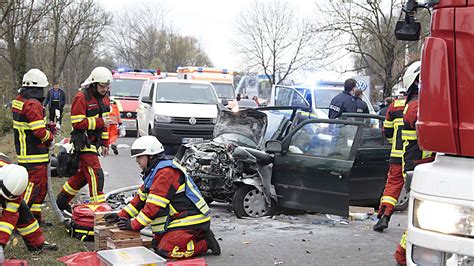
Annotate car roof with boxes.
[238,99,258,107]
[152,79,213,85]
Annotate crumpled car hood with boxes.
[213,109,267,146]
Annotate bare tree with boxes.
[233,0,320,85]
[315,0,427,98]
[0,0,51,93]
[108,5,211,71]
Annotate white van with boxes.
[270,82,375,118]
[137,79,220,145]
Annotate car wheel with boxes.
[233,185,276,218]
[394,186,409,211]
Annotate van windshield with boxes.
[111,79,145,97]
[314,89,341,108]
[156,83,218,104]
[211,82,235,99]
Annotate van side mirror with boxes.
[141,96,152,104]
[395,20,421,41]
[265,140,283,153]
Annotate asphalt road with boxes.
[100,137,407,265]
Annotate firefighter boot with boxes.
[56,191,72,213]
[204,230,221,255]
[111,144,118,155]
[373,215,391,232]
[26,241,58,251]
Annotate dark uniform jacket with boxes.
[328,91,357,119]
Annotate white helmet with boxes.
[403,61,421,89]
[0,164,29,200]
[85,66,113,85]
[22,68,49,88]
[131,136,164,157]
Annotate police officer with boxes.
[354,89,369,114]
[328,78,358,119]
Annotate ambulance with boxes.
[110,68,162,136]
[177,66,236,103]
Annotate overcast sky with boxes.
[97,0,317,71]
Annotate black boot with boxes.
[373,215,390,232]
[26,241,58,251]
[56,192,72,213]
[204,230,221,255]
[111,144,118,155]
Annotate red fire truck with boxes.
[395,0,473,264]
[110,68,162,136]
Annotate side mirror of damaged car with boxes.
[265,140,283,153]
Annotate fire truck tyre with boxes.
[233,185,276,218]
[394,186,409,211]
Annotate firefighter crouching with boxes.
[373,94,407,231]
[394,61,435,265]
[56,66,112,212]
[11,68,57,222]
[104,136,221,259]
[0,154,57,263]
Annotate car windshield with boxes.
[156,83,218,104]
[214,133,257,147]
[111,79,145,97]
[211,82,235,99]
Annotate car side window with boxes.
[288,122,358,160]
[140,83,151,101]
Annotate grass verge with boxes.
[1,106,92,265]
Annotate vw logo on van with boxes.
[189,117,197,125]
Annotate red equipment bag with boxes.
[67,203,112,241]
[57,252,101,266]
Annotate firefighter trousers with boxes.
[16,200,45,248]
[21,163,48,221]
[109,124,119,145]
[58,153,105,205]
[394,230,407,264]
[378,163,404,217]
[152,229,208,259]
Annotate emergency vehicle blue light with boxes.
[117,67,126,72]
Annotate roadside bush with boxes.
[0,109,12,135]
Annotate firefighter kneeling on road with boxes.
[0,155,57,263]
[104,136,221,259]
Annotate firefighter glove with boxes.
[117,217,133,231]
[104,213,120,225]
[46,121,57,135]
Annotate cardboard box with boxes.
[106,237,143,249]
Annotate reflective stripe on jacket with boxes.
[12,96,52,165]
[70,88,110,153]
[119,160,210,234]
[383,98,406,164]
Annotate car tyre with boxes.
[233,185,276,218]
[394,186,409,211]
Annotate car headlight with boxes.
[413,199,474,237]
[154,115,172,123]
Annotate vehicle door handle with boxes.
[330,171,343,179]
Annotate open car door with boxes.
[269,119,364,217]
[271,85,310,110]
[339,113,391,205]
